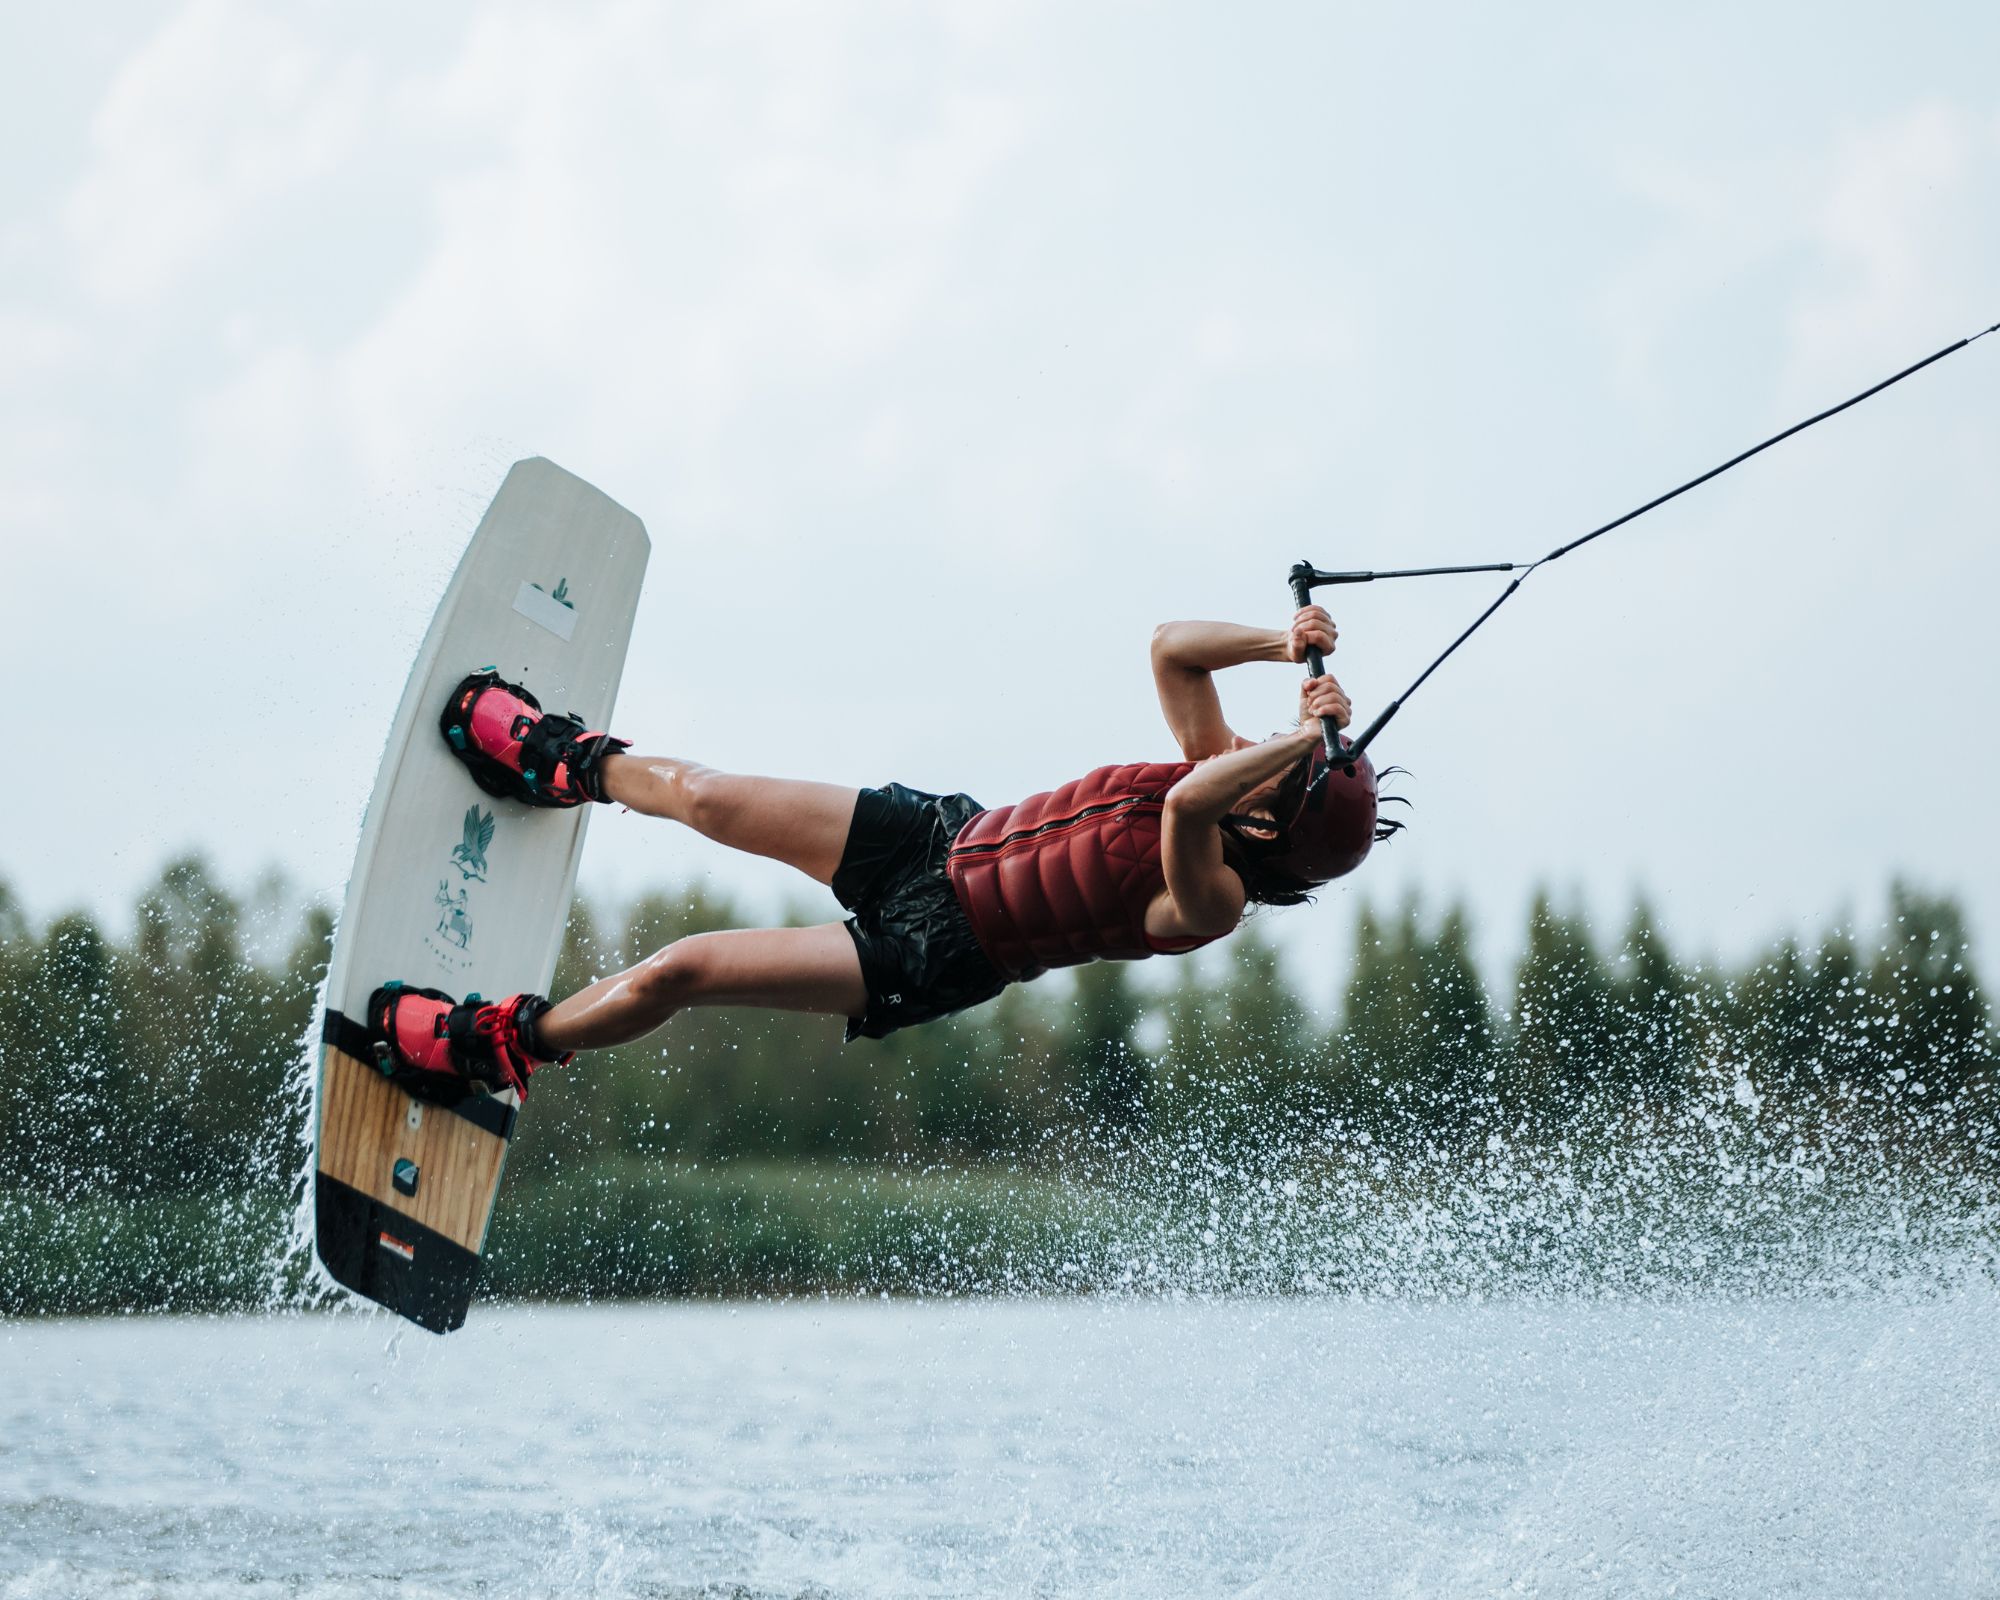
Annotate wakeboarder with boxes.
[369,604,1387,1100]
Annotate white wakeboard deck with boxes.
[314,458,648,1332]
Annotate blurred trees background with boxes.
[2,858,1993,1192]
[0,858,1993,1309]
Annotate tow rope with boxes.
[1289,317,2000,770]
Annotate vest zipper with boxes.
[947,794,1157,859]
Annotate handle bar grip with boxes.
[1290,560,1341,761]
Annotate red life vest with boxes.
[945,760,1228,980]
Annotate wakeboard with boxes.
[313,458,649,1332]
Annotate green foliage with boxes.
[1611,900,1689,1101]
[0,1189,292,1315]
[0,860,1992,1312]
[1511,892,1620,1119]
[1341,895,1494,1131]
[1067,959,1148,1129]
[0,857,322,1198]
[1872,882,1990,1094]
[480,1160,1118,1300]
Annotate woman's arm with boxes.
[1151,674,1353,938]
[1150,608,1338,760]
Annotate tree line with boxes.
[0,858,1993,1204]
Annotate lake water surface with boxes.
[4,1295,1995,1597]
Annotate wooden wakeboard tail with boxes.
[315,1172,482,1334]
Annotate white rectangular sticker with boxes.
[513,581,578,641]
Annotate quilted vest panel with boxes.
[945,760,1227,980]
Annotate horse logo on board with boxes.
[434,881,473,950]
[451,806,494,883]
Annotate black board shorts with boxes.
[833,782,1009,1040]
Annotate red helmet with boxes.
[1225,739,1379,891]
[1279,740,1378,883]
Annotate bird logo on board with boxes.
[450,805,495,882]
[530,576,574,610]
[392,1158,420,1197]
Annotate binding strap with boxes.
[322,1008,518,1141]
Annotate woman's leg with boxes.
[537,923,867,1054]
[598,754,859,887]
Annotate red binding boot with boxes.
[440,671,629,809]
[367,984,571,1103]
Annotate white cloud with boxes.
[0,309,82,374]
[1789,103,2000,386]
[1599,102,2000,410]
[64,0,376,304]
[326,3,1040,490]
[6,1,1999,987]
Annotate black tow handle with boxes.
[1287,562,1344,768]
[1288,557,1519,773]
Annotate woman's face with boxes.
[1227,798,1281,841]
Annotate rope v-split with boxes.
[1289,318,2000,770]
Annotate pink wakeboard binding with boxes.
[440,671,628,809]
[367,984,569,1104]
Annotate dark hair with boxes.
[1220,837,1318,908]
[1373,765,1412,842]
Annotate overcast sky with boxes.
[4,1,1997,1003]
